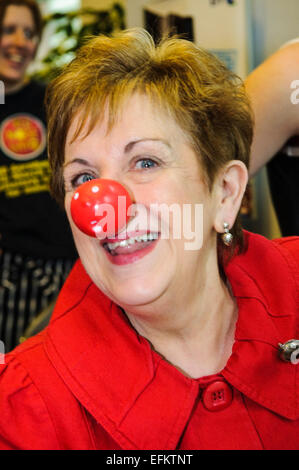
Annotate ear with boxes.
[213,160,248,233]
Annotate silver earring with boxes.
[221,222,233,246]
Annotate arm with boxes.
[245,42,299,176]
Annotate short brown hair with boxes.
[46,28,253,258]
[0,0,43,41]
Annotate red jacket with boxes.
[0,232,299,450]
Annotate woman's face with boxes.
[64,94,220,309]
[0,5,38,90]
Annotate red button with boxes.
[202,380,233,412]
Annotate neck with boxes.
[125,261,238,379]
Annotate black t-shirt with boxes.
[0,81,77,259]
[267,136,299,237]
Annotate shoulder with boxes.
[0,334,59,449]
[230,232,299,315]
[272,236,299,280]
[225,232,299,346]
[242,232,299,275]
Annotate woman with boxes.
[0,0,77,351]
[0,28,298,450]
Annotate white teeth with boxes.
[9,54,23,63]
[148,233,159,241]
[105,233,159,251]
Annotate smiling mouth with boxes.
[3,51,27,66]
[103,232,159,256]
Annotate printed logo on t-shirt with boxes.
[0,113,46,161]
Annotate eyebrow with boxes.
[64,138,172,168]
[124,138,172,153]
[63,158,92,169]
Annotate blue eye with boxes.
[24,28,36,40]
[135,159,157,169]
[72,173,96,187]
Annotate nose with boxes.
[11,27,29,47]
[70,179,134,238]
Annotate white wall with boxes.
[82,0,125,9]
[125,0,149,27]
[129,0,251,78]
[251,0,299,67]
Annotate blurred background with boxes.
[32,0,299,240]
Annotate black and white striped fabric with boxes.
[0,250,74,352]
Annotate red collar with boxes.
[45,232,299,449]
[223,234,299,420]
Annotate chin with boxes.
[82,254,172,310]
[0,73,25,89]
[110,279,169,310]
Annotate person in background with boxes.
[245,40,299,236]
[0,0,77,352]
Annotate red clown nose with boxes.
[70,179,133,238]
